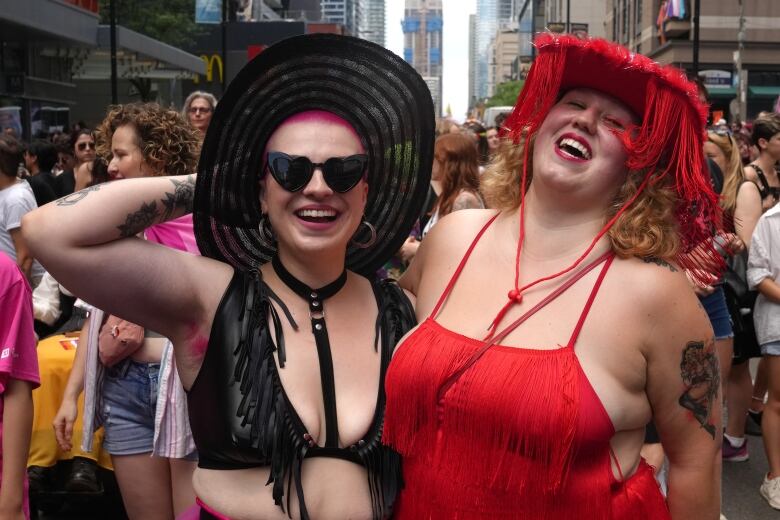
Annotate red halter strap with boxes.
[429,212,501,320]
[486,170,653,340]
[436,250,614,403]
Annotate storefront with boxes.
[0,0,204,138]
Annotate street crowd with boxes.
[0,33,779,520]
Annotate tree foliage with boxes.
[487,80,524,108]
[98,0,204,49]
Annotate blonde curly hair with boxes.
[481,136,680,260]
[95,103,199,177]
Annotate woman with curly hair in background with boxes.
[50,103,201,519]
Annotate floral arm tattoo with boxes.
[161,175,195,221]
[115,175,196,237]
[678,339,720,438]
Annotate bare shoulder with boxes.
[609,255,697,317]
[610,255,711,352]
[423,208,498,254]
[743,164,758,182]
[400,208,497,297]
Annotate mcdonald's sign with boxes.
[194,54,223,84]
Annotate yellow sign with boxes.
[194,54,223,84]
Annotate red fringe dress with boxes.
[383,216,671,519]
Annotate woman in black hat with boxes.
[22,34,433,520]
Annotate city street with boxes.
[724,440,779,520]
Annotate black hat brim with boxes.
[194,34,435,276]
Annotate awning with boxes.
[708,87,736,98]
[749,86,780,98]
[0,0,98,46]
[73,26,206,80]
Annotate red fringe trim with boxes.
[384,323,613,519]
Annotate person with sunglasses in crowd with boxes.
[23,35,433,520]
[383,34,722,519]
[53,129,97,198]
[182,91,217,140]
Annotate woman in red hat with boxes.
[384,35,723,519]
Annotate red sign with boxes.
[247,45,268,60]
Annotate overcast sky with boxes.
[386,0,477,121]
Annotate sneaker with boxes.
[760,474,780,509]
[722,435,749,462]
[746,410,763,436]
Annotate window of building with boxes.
[622,0,629,43]
[635,0,642,37]
[613,5,618,41]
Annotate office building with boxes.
[402,0,442,115]
[321,0,360,35]
[605,0,780,120]
[360,0,385,46]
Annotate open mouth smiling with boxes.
[295,208,339,223]
[556,134,592,161]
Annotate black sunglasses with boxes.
[265,151,368,193]
[77,141,95,151]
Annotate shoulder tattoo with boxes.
[641,256,678,273]
[452,193,481,212]
[678,339,719,438]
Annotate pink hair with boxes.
[273,110,364,153]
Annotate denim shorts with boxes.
[761,341,780,356]
[699,286,734,340]
[102,359,160,456]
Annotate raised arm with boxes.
[21,176,231,342]
[644,274,721,520]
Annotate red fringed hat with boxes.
[488,34,723,337]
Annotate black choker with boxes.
[270,255,347,447]
[271,256,347,311]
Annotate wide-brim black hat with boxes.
[194,34,435,276]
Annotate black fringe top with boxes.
[187,268,415,519]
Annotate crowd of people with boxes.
[0,32,779,520]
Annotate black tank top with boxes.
[187,269,414,519]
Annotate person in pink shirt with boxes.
[0,252,40,520]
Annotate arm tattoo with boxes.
[678,339,720,438]
[117,201,161,238]
[642,256,678,272]
[55,185,102,206]
[160,175,195,221]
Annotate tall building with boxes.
[474,0,514,101]
[321,0,360,35]
[488,26,520,96]
[359,0,385,46]
[545,0,605,38]
[402,0,443,115]
[468,14,478,112]
[605,0,780,120]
